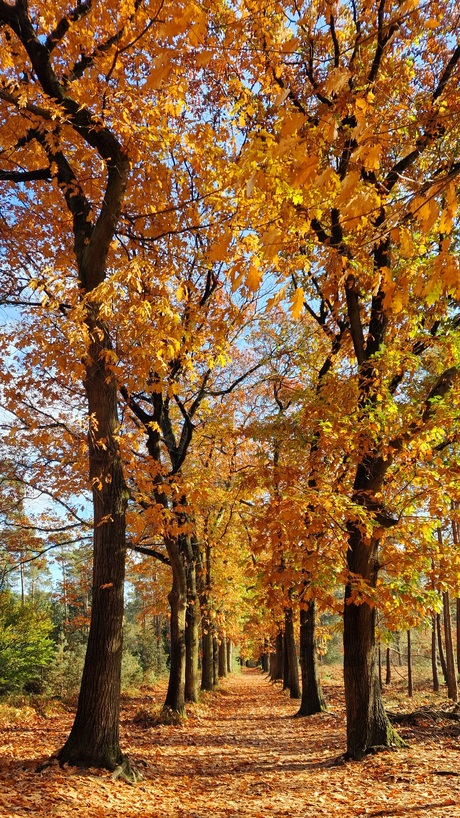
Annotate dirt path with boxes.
[1,668,460,817]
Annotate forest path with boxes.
[2,668,460,817]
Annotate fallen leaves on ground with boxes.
[1,668,460,817]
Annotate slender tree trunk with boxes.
[199,538,215,691]
[432,615,439,693]
[396,632,402,667]
[185,591,199,703]
[407,630,413,698]
[385,647,391,685]
[201,626,214,691]
[450,515,460,675]
[275,631,284,682]
[184,544,199,703]
[155,615,164,676]
[269,652,276,680]
[282,626,289,690]
[218,637,227,678]
[443,590,458,701]
[297,600,326,716]
[437,611,448,684]
[227,639,232,673]
[212,635,219,687]
[284,607,301,699]
[457,598,460,677]
[164,557,187,714]
[261,652,269,673]
[378,644,383,691]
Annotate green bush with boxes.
[46,633,86,698]
[0,592,54,693]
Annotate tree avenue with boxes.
[0,0,460,774]
[230,0,460,758]
[0,0,237,774]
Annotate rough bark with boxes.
[201,625,215,691]
[284,608,301,699]
[274,631,284,682]
[199,540,214,692]
[164,564,186,714]
[443,590,458,701]
[407,630,413,698]
[437,612,448,684]
[184,540,199,703]
[344,524,404,759]
[431,615,439,692]
[297,600,326,716]
[218,638,227,678]
[261,652,269,674]
[58,320,129,769]
[212,636,219,687]
[227,639,232,673]
[385,647,391,686]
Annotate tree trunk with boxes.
[199,539,214,691]
[284,607,301,699]
[261,651,269,674]
[407,630,413,698]
[431,615,439,693]
[275,631,284,682]
[443,590,458,701]
[297,600,326,716]
[227,638,232,673]
[58,331,128,770]
[457,598,460,676]
[436,612,448,684]
[385,647,391,685]
[184,545,199,703]
[164,563,186,714]
[344,524,403,759]
[212,635,219,687]
[201,625,214,691]
[452,516,460,674]
[218,637,227,678]
[269,652,276,680]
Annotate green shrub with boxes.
[0,592,54,693]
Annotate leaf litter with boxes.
[1,668,460,817]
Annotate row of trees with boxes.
[0,0,459,771]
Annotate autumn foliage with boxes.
[0,0,459,777]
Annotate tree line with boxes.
[0,0,459,775]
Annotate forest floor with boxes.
[1,667,460,817]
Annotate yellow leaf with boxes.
[290,287,304,319]
[400,227,414,258]
[265,285,287,312]
[195,50,213,68]
[289,153,319,187]
[279,110,306,138]
[175,283,187,302]
[281,36,300,54]
[323,67,351,96]
[208,231,232,262]
[245,264,263,292]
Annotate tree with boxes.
[0,0,235,771]
[225,0,460,758]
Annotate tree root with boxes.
[111,755,144,785]
[388,706,460,725]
